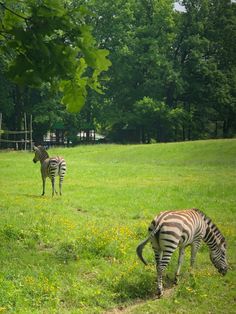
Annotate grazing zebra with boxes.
[33,145,67,196]
[136,208,228,297]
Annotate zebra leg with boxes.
[190,240,201,268]
[151,238,163,296]
[51,177,56,197]
[59,176,63,195]
[41,176,46,196]
[156,250,173,297]
[154,249,161,265]
[155,250,163,297]
[174,246,185,284]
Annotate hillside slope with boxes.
[0,139,235,313]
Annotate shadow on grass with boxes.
[21,193,51,199]
[113,274,176,305]
[106,276,176,314]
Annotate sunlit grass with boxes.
[0,139,235,313]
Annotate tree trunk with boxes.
[223,119,232,138]
[86,129,90,142]
[13,86,23,130]
[56,129,60,145]
[182,125,185,141]
[214,121,218,138]
[187,103,191,140]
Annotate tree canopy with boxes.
[0,0,235,144]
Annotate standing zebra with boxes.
[33,145,67,196]
[136,208,228,297]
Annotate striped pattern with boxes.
[33,145,66,196]
[136,208,228,297]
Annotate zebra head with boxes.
[33,146,49,163]
[210,239,228,276]
[33,146,39,163]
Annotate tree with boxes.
[173,0,236,139]
[81,0,178,142]
[1,0,235,143]
[0,0,111,113]
[132,97,172,143]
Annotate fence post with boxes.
[24,113,27,151]
[30,114,33,151]
[0,113,2,149]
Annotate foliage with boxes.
[0,0,236,142]
[0,0,111,112]
[76,0,236,142]
[174,0,236,139]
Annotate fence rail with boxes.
[0,113,33,150]
[0,130,32,134]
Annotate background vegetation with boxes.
[0,140,235,313]
[1,0,236,143]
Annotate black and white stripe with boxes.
[136,208,228,297]
[33,145,67,196]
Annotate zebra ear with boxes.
[33,146,37,151]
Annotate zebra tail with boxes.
[136,223,161,266]
[136,236,152,266]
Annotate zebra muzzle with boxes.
[219,268,227,276]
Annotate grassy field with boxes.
[0,139,235,314]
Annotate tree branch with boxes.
[0,1,28,21]
[0,31,10,39]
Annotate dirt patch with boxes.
[105,299,150,314]
[105,286,175,314]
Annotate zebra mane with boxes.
[36,145,49,158]
[193,208,226,244]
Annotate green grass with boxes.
[0,139,235,314]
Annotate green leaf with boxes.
[60,80,87,113]
[94,49,112,72]
[75,58,88,80]
[2,8,26,31]
[33,0,66,17]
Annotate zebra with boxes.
[33,145,67,196]
[136,208,228,297]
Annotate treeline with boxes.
[0,0,236,144]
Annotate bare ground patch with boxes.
[105,285,175,314]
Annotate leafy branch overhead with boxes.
[0,0,111,112]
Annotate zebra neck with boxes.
[40,157,47,163]
[39,152,49,163]
[203,217,223,250]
